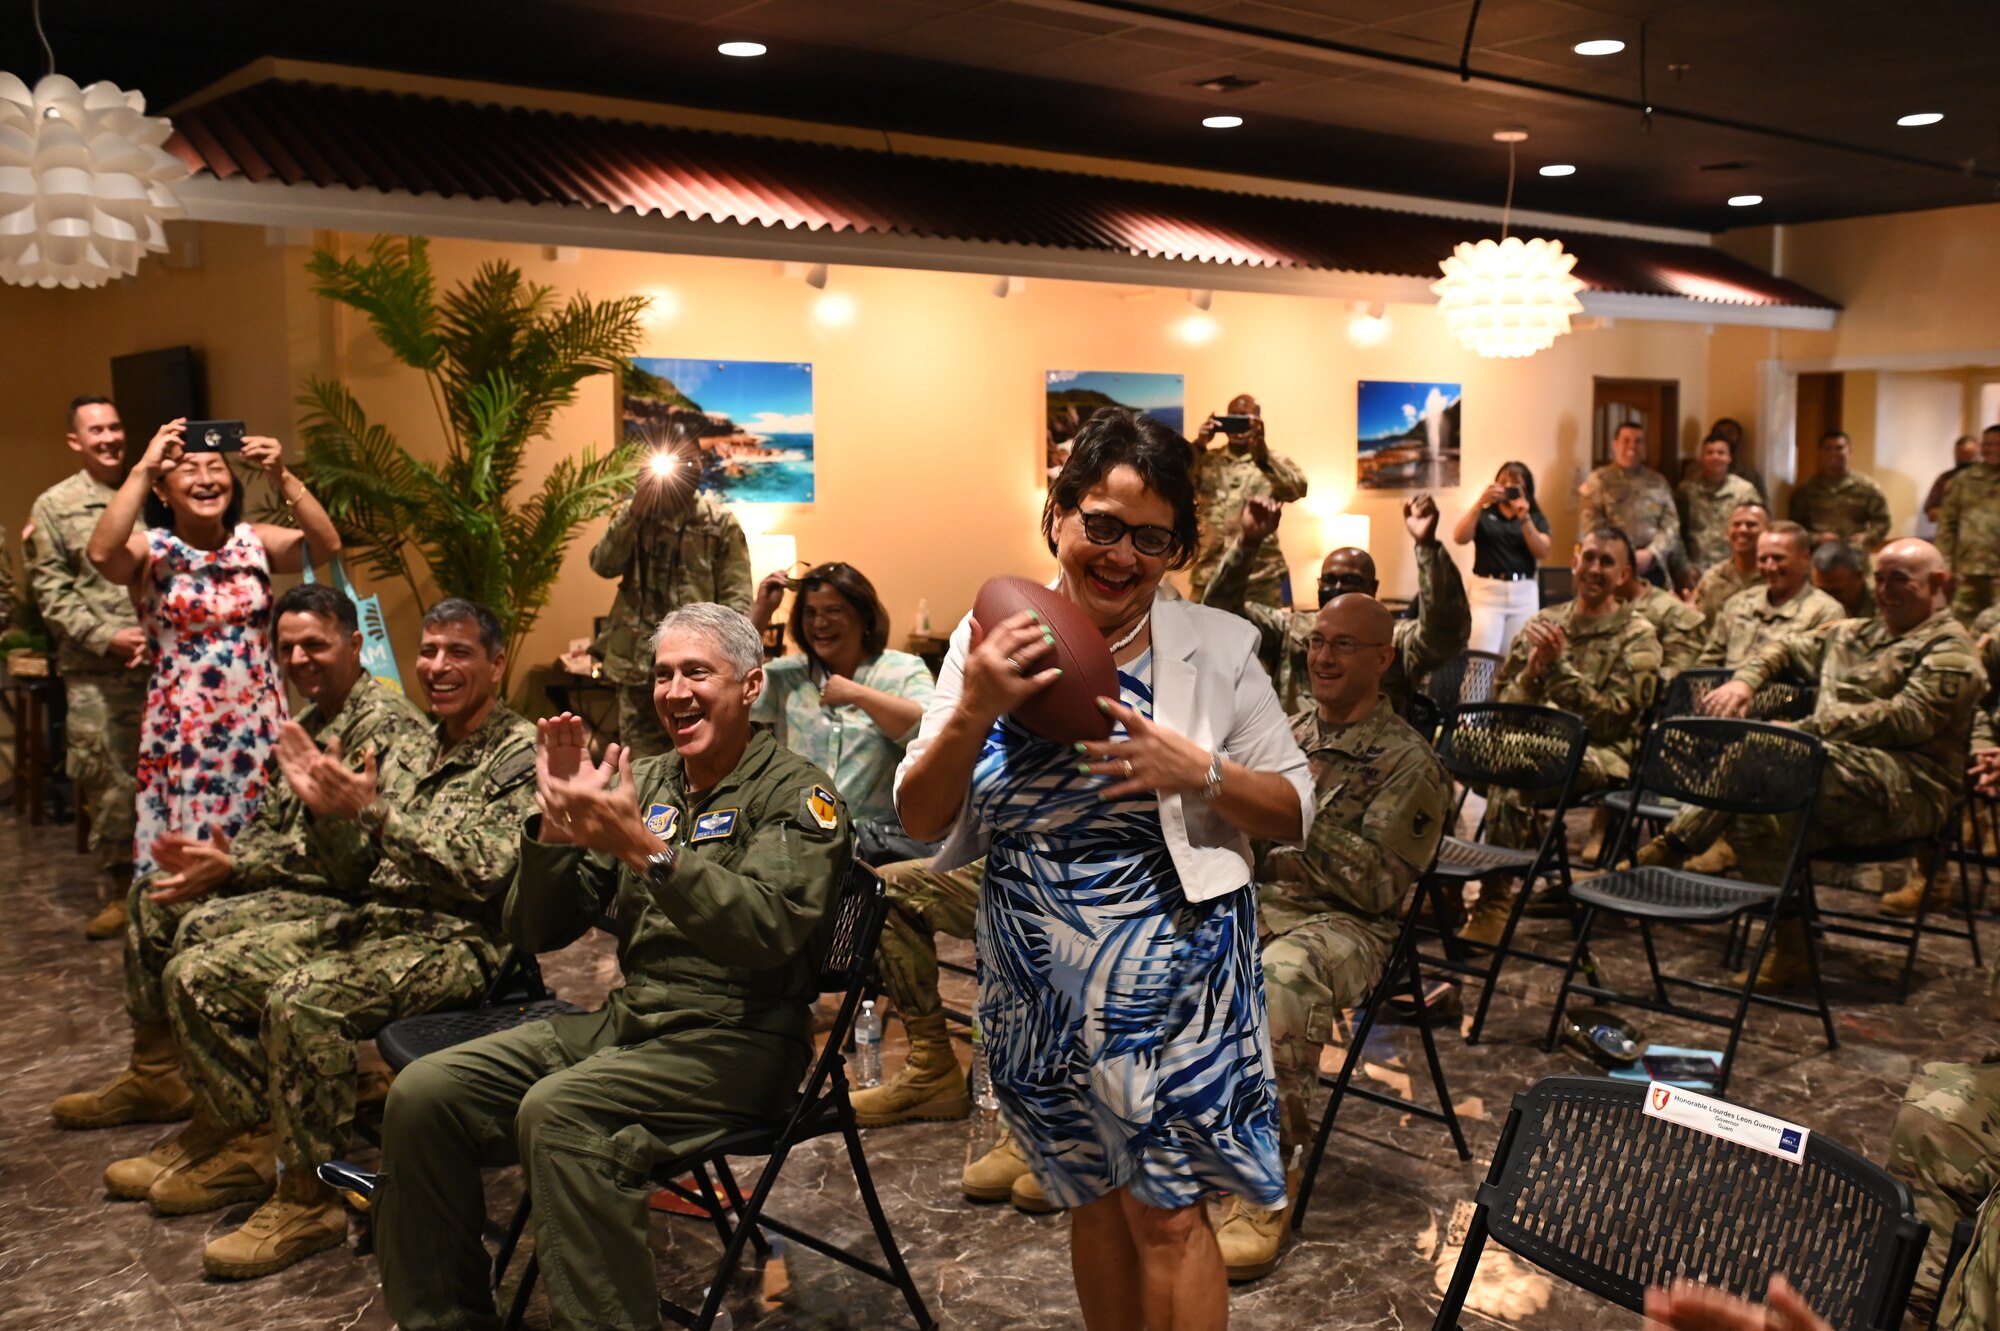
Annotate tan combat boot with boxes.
[1215,1167,1304,1282]
[1011,1167,1060,1215]
[1620,835,1686,871]
[1682,838,1737,876]
[147,1124,277,1215]
[962,1125,1033,1201]
[50,1022,194,1129]
[1881,871,1954,919]
[203,1171,347,1279]
[83,898,128,940]
[851,1014,970,1127]
[1458,880,1518,947]
[1730,918,1813,993]
[104,1107,231,1200]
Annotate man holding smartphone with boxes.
[1189,393,1308,608]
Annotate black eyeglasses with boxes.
[1318,572,1377,602]
[1078,510,1177,557]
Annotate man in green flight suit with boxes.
[590,416,754,758]
[1203,491,1470,717]
[377,602,850,1331]
[140,599,538,1280]
[50,583,427,1138]
[29,395,148,938]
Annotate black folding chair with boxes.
[1404,691,1443,746]
[1593,668,1734,867]
[1419,649,1505,713]
[372,947,578,1072]
[1293,867,1468,1231]
[1415,703,1591,1045]
[1434,1076,1925,1331]
[1542,718,1832,1095]
[497,862,936,1331]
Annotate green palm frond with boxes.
[306,238,443,372]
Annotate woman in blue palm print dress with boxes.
[88,418,344,878]
[897,408,1313,1330]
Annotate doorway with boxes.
[1592,379,1681,475]
[1793,372,1844,486]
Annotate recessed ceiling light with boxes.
[1573,39,1625,56]
[1897,111,1944,127]
[1202,115,1244,129]
[1727,194,1763,207]
[717,41,767,57]
[1540,164,1576,177]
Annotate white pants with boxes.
[1467,575,1540,657]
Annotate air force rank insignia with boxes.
[644,804,679,839]
[690,809,739,843]
[806,785,839,831]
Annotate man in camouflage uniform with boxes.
[1619,572,1706,685]
[1203,492,1469,717]
[1698,539,1980,984]
[1462,528,1662,944]
[1789,430,1891,555]
[377,603,849,1331]
[1188,393,1309,607]
[1579,421,1680,588]
[1692,501,1770,619]
[1814,538,1876,619]
[29,395,147,938]
[143,599,537,1280]
[590,420,753,758]
[1937,424,2000,627]
[50,584,428,1138]
[1214,593,1447,1282]
[1678,432,1765,573]
[1887,1053,2000,1328]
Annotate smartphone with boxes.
[182,419,247,453]
[1503,484,1523,501]
[1643,1052,1722,1081]
[1214,414,1254,434]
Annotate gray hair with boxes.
[1811,541,1864,575]
[651,603,763,676]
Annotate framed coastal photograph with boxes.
[1045,370,1183,485]
[1356,379,1462,491]
[623,357,815,504]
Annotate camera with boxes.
[1503,484,1522,501]
[182,420,246,453]
[1214,413,1254,435]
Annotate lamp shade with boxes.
[1430,236,1585,359]
[0,72,187,289]
[748,534,797,583]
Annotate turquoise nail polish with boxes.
[1073,742,1089,753]
[1043,630,1055,644]
[1075,763,1092,775]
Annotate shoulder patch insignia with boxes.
[490,748,535,788]
[805,785,839,831]
[690,808,739,843]
[645,803,679,839]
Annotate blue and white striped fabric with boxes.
[970,651,1285,1211]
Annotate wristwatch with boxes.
[644,844,678,885]
[1199,751,1224,801]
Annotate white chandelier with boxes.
[0,5,187,291]
[1430,132,1585,359]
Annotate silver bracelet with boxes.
[1199,751,1224,800]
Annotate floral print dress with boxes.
[133,524,285,877]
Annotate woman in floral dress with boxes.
[89,419,343,878]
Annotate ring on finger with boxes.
[1121,759,1135,778]
[1005,654,1026,676]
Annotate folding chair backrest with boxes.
[1422,650,1506,710]
[789,860,891,1109]
[1405,692,1443,747]
[1477,1077,1922,1330]
[1638,717,1825,818]
[1434,702,1588,797]
[1662,668,1734,719]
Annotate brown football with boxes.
[970,576,1119,744]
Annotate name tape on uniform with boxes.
[1642,1083,1809,1164]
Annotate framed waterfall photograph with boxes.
[623,357,816,504]
[1357,379,1462,491]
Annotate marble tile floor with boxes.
[3,806,1990,1331]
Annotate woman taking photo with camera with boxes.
[1453,460,1552,656]
[87,418,341,878]
[897,407,1310,1331]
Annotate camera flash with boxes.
[648,453,677,477]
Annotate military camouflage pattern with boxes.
[1693,558,1760,621]
[1789,470,1891,552]
[614,682,669,762]
[1578,463,1680,569]
[27,470,142,674]
[126,886,347,1025]
[1677,473,1764,571]
[1975,606,1999,753]
[1939,464,2000,626]
[874,857,983,1022]
[1696,582,1846,669]
[1189,446,1309,607]
[0,537,15,635]
[1204,537,1470,717]
[65,673,144,872]
[1487,602,1662,848]
[376,728,848,1331]
[1257,698,1446,1152]
[1888,1058,2000,1320]
[589,491,752,689]
[1624,583,1707,683]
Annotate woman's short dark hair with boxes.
[1495,460,1543,517]
[789,562,890,668]
[142,462,244,533]
[1041,407,1197,568]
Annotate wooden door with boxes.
[1592,378,1682,475]
[1793,373,1845,485]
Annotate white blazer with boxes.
[893,585,1313,903]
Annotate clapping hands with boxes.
[534,713,650,864]
[274,722,379,819]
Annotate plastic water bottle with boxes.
[853,1000,883,1089]
[914,598,932,636]
[964,1018,1003,1170]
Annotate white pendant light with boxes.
[0,2,187,290]
[1430,131,1585,359]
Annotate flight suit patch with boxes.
[805,785,839,831]
[644,804,679,839]
[690,809,739,842]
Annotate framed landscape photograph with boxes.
[1046,370,1183,484]
[623,357,816,504]
[1357,379,1462,491]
